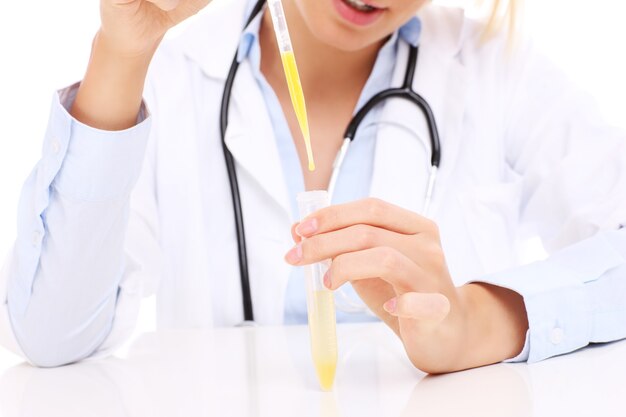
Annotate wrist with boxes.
[71,30,157,130]
[460,283,528,365]
[96,27,162,61]
[88,29,159,80]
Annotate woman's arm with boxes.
[477,38,626,363]
[285,38,626,372]
[2,83,152,367]
[1,0,211,367]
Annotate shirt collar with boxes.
[400,15,422,47]
[237,7,264,63]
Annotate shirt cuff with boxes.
[470,230,625,363]
[48,82,152,202]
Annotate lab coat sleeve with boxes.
[0,82,156,367]
[473,43,626,363]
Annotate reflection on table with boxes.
[1,323,624,417]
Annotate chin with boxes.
[309,21,386,52]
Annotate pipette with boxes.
[267,0,316,171]
[297,191,338,391]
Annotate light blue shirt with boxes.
[4,7,626,367]
[235,8,422,325]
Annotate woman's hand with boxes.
[101,0,211,57]
[73,0,211,130]
[285,198,528,374]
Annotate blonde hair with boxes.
[481,0,523,42]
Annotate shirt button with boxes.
[550,327,564,345]
[51,139,61,154]
[32,231,41,247]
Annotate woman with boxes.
[0,0,624,373]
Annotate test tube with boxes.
[297,191,338,391]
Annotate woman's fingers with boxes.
[166,0,211,21]
[384,292,450,323]
[143,0,210,20]
[285,223,440,271]
[325,247,422,293]
[285,224,406,265]
[145,0,180,11]
[295,197,437,237]
[290,223,302,244]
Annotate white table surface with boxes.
[0,322,624,417]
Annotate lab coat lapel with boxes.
[370,11,467,217]
[224,60,292,217]
[179,0,292,217]
[177,0,291,215]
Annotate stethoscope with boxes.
[220,0,441,323]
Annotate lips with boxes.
[332,0,386,26]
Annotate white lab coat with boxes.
[1,0,625,362]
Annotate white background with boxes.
[0,1,625,364]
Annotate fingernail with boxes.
[323,270,332,289]
[285,244,303,264]
[383,298,397,314]
[296,218,318,237]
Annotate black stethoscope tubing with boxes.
[345,45,441,168]
[220,0,441,323]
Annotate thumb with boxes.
[383,292,450,323]
[161,0,212,24]
[145,0,181,11]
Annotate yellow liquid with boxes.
[307,290,338,391]
[280,51,316,172]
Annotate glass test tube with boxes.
[297,190,338,391]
